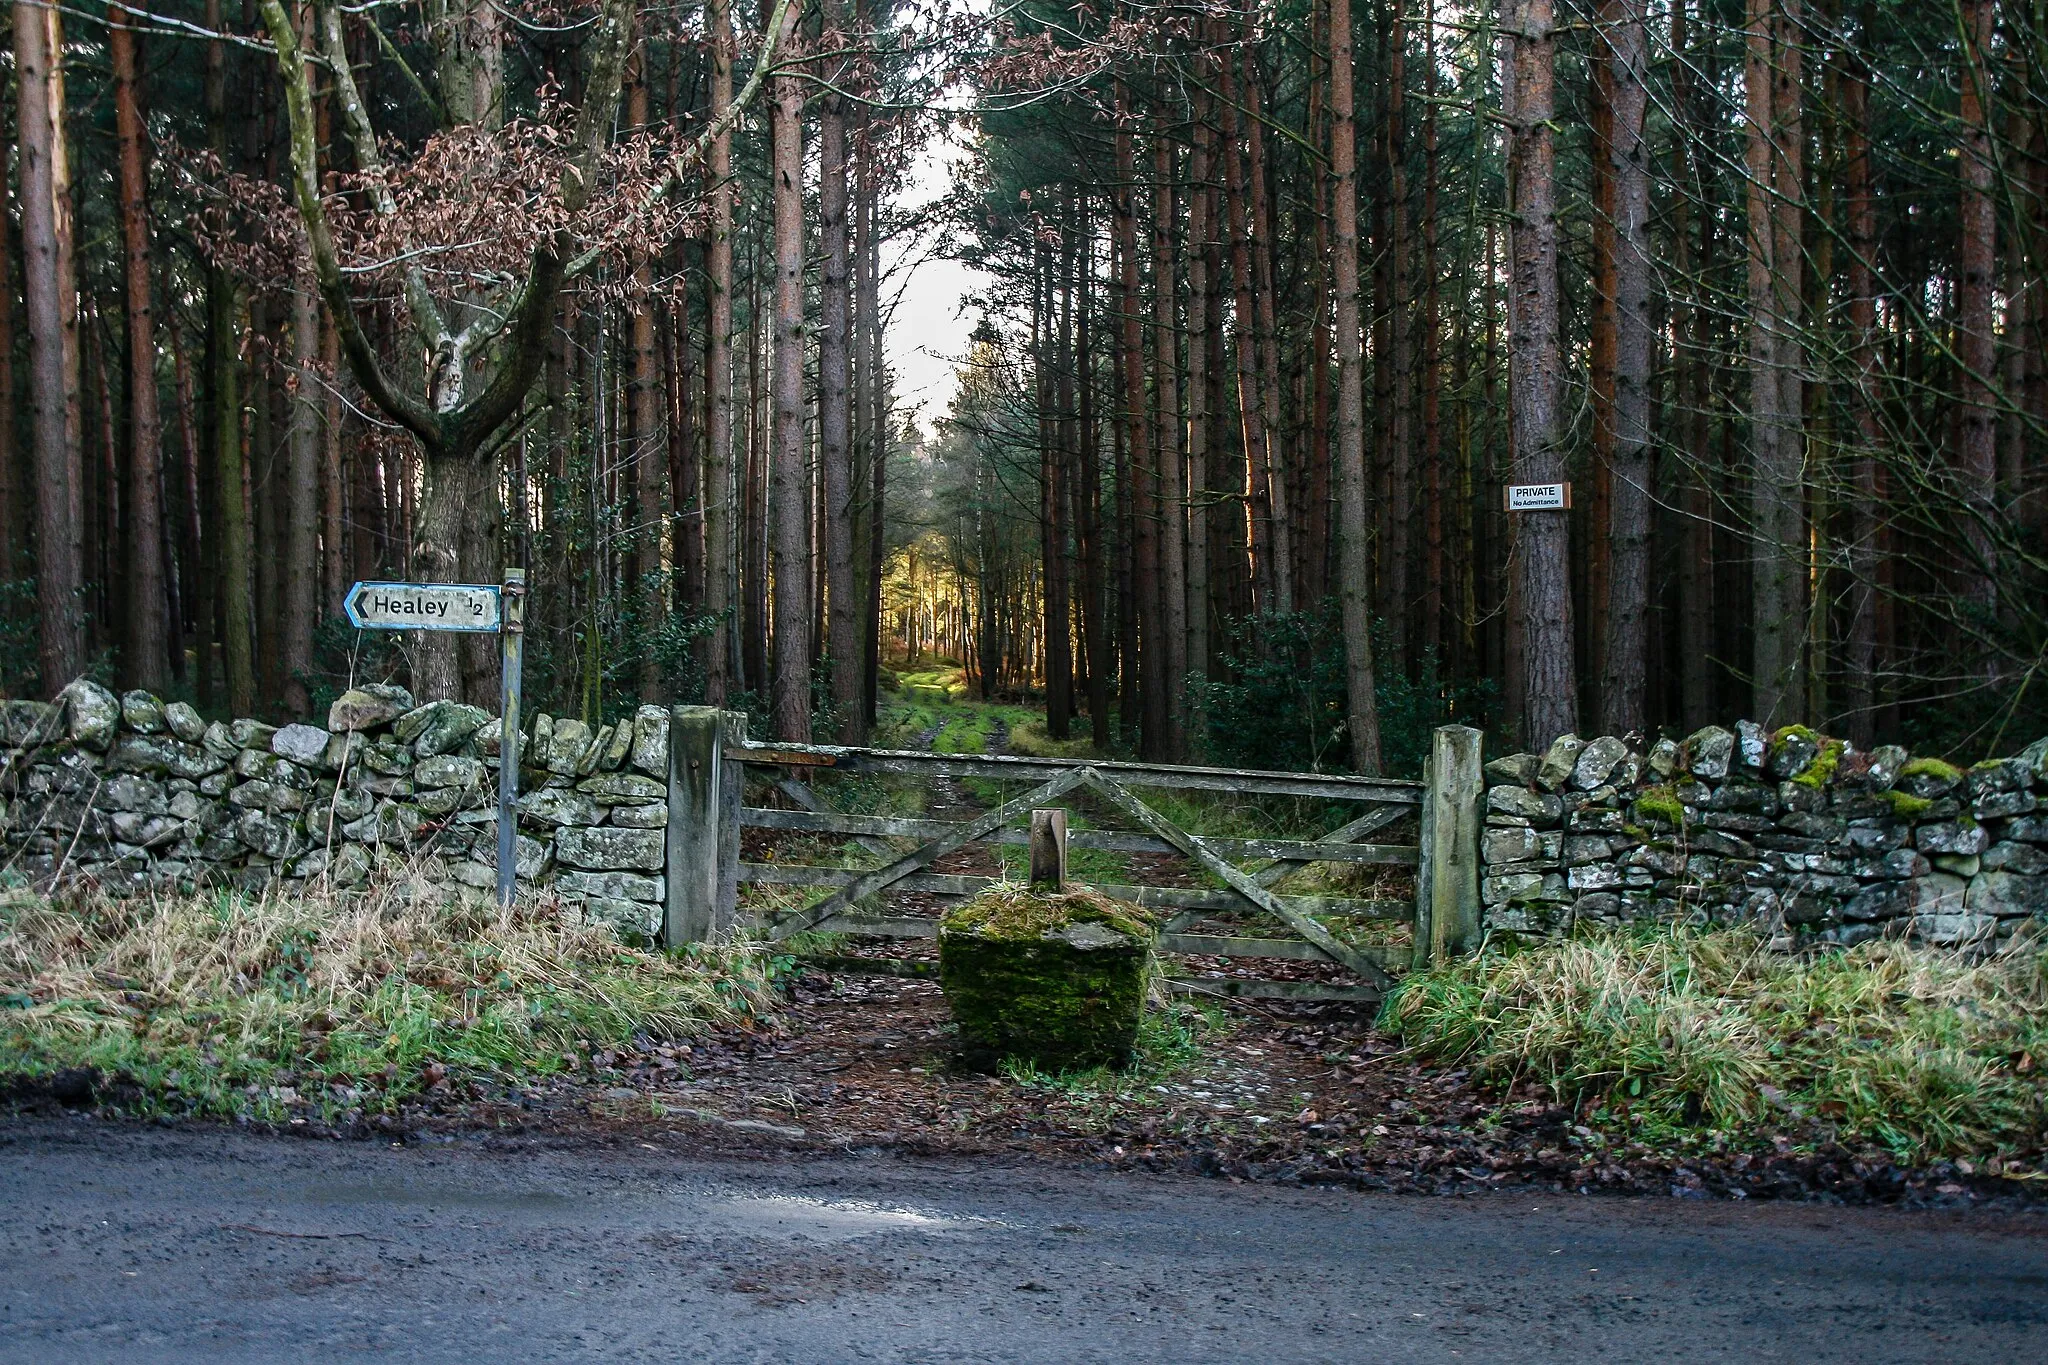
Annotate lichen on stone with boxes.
[938,883,1155,1073]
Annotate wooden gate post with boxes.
[1415,724,1484,966]
[666,706,744,945]
[1029,808,1068,890]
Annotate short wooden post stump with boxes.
[938,884,1154,1072]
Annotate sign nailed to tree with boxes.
[344,581,502,633]
[1504,483,1572,512]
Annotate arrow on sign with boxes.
[344,581,502,633]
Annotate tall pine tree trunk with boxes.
[818,9,860,739]
[768,4,811,740]
[1151,134,1187,759]
[1076,197,1110,748]
[1840,40,1880,745]
[1419,3,1442,663]
[285,241,321,715]
[703,0,736,705]
[1243,41,1293,615]
[1745,0,1805,722]
[1184,110,1213,713]
[1503,0,1576,745]
[1955,0,1997,654]
[1043,223,1075,741]
[15,0,84,691]
[1383,8,1411,668]
[1329,0,1383,772]
[1597,0,1651,735]
[1219,53,1276,619]
[627,48,667,700]
[861,165,887,727]
[111,2,169,690]
[0,75,14,583]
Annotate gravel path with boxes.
[2,1118,2043,1362]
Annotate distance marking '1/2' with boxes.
[344,581,502,633]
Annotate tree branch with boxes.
[320,2,450,348]
[450,0,638,452]
[565,0,797,279]
[258,0,440,446]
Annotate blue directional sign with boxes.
[343,581,502,633]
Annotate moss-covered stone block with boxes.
[938,885,1154,1072]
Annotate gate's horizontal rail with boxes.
[1164,977,1384,1003]
[803,913,1405,970]
[740,862,1412,920]
[1157,933,1405,966]
[727,742,1422,804]
[742,807,1419,866]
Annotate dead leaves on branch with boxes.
[179,107,707,315]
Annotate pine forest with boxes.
[2,0,2046,774]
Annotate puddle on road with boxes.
[701,1192,1012,1241]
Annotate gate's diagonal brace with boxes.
[1078,769,1395,992]
[1166,802,1409,933]
[1251,805,1407,888]
[765,764,1093,941]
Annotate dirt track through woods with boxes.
[3,1119,2044,1363]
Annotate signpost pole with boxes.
[496,568,526,908]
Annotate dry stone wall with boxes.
[1479,721,2048,952]
[0,680,672,938]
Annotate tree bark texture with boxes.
[768,7,811,741]
[1329,0,1384,773]
[15,0,85,691]
[1503,0,1577,746]
[111,2,169,691]
[1596,0,1651,736]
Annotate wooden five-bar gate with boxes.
[662,710,1484,1004]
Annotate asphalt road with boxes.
[1,1119,2043,1363]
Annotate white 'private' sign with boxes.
[1505,482,1572,511]
[344,581,502,633]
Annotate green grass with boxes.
[1384,925,2048,1164]
[0,880,776,1123]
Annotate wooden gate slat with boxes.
[762,764,1092,941]
[742,806,1416,865]
[729,742,1423,803]
[743,862,1411,920]
[1076,770,1396,992]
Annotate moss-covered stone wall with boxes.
[0,680,670,937]
[1480,721,2048,951]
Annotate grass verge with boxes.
[0,880,778,1123]
[1384,925,2048,1164]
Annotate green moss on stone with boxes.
[939,885,1155,1073]
[1769,723,1821,753]
[1899,757,1964,785]
[1632,785,1685,828]
[1793,739,1847,788]
[1880,789,1933,819]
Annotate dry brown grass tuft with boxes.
[0,872,777,1121]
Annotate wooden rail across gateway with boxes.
[661,709,1484,1004]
